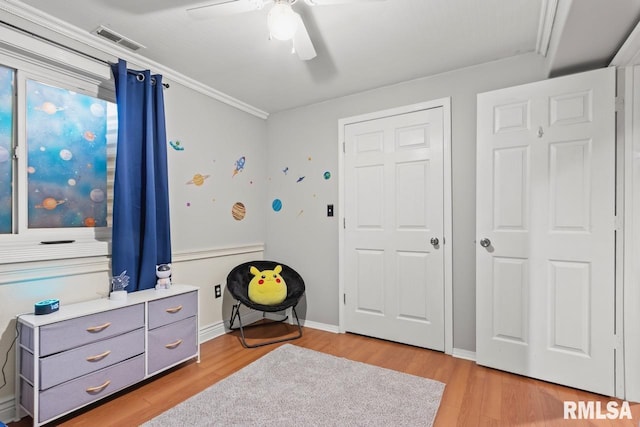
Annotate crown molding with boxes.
[536,0,558,57]
[0,24,110,83]
[611,20,640,67]
[0,0,269,119]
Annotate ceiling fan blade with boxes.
[293,13,317,61]
[304,0,385,5]
[187,0,268,19]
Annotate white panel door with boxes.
[344,107,444,350]
[476,67,616,395]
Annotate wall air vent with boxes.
[93,26,145,51]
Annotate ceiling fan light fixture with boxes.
[268,1,299,41]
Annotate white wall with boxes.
[164,82,268,252]
[265,53,548,351]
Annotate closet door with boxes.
[343,106,445,350]
[476,67,616,395]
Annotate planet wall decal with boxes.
[186,173,210,186]
[272,198,282,212]
[232,202,246,221]
[169,140,184,151]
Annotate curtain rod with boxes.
[0,20,170,88]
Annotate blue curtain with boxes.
[111,59,171,292]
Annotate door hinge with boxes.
[342,141,346,153]
[614,333,623,350]
[616,96,624,112]
[343,218,346,229]
[614,215,622,231]
[343,293,346,304]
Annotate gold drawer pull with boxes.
[165,339,183,349]
[86,380,111,394]
[165,305,183,314]
[86,322,111,333]
[86,350,111,362]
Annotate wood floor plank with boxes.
[480,366,502,421]
[8,325,640,427]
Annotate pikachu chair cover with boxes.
[226,260,306,348]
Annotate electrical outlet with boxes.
[214,284,222,298]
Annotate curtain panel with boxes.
[111,59,171,292]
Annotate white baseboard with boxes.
[0,394,16,424]
[199,311,265,344]
[265,312,339,334]
[301,320,340,333]
[452,348,477,361]
[199,321,227,343]
[198,312,340,345]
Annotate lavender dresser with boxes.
[16,284,199,426]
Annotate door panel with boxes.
[344,107,444,350]
[355,249,385,314]
[492,256,529,344]
[494,146,529,230]
[476,67,616,395]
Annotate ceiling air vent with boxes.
[93,26,145,51]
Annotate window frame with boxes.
[0,48,116,263]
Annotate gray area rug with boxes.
[142,344,445,426]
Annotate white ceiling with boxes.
[4,0,640,114]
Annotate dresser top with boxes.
[17,284,198,327]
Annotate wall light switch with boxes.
[327,204,334,217]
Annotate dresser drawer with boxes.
[19,348,34,387]
[38,355,144,423]
[37,328,145,390]
[19,323,34,351]
[148,316,197,375]
[39,304,144,356]
[148,291,197,330]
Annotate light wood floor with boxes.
[9,323,640,426]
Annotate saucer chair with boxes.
[227,260,306,348]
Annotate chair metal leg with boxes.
[229,303,242,330]
[228,302,303,348]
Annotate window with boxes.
[25,79,112,229]
[0,51,116,261]
[0,66,13,234]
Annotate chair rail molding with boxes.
[171,244,265,263]
[0,256,109,286]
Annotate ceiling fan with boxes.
[186,0,384,61]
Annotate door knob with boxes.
[430,237,439,246]
[480,238,491,248]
